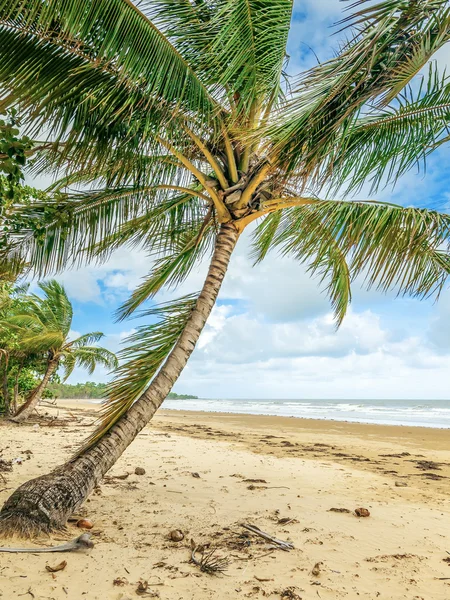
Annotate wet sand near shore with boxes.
[0,400,449,599]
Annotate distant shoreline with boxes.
[55,397,450,430]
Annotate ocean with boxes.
[162,397,450,428]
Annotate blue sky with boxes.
[28,0,450,399]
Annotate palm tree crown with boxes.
[7,280,118,381]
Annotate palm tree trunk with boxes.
[1,354,10,416]
[0,223,240,537]
[11,359,59,423]
[12,366,20,415]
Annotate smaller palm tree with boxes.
[4,280,118,422]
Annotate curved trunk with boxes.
[0,223,239,537]
[11,359,59,423]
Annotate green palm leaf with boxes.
[252,207,351,325]
[209,0,293,111]
[322,63,450,194]
[116,211,215,320]
[263,0,450,181]
[261,201,450,323]
[0,0,221,130]
[83,293,199,449]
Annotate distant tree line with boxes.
[47,382,198,400]
[48,381,108,399]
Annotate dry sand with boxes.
[0,400,449,600]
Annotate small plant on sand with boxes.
[1,0,450,534]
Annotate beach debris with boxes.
[17,587,35,598]
[365,553,419,562]
[354,508,370,518]
[418,472,445,480]
[135,467,146,475]
[190,540,229,575]
[241,523,294,551]
[280,587,303,599]
[395,481,408,487]
[442,555,450,565]
[328,507,351,513]
[0,534,94,553]
[113,577,128,586]
[169,529,184,542]
[45,560,67,573]
[191,472,201,478]
[0,457,12,472]
[379,452,410,458]
[411,460,442,471]
[243,479,267,484]
[135,580,159,597]
[277,517,296,525]
[76,518,94,529]
[108,472,130,481]
[311,562,322,577]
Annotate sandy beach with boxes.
[0,401,449,600]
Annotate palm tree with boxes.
[3,280,118,422]
[1,0,450,535]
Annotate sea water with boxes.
[162,397,450,428]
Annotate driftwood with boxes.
[241,523,294,551]
[0,533,94,553]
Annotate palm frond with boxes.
[209,0,293,111]
[150,0,293,113]
[252,207,351,324]
[116,212,215,321]
[255,200,450,322]
[323,63,450,195]
[263,0,450,180]
[20,331,66,353]
[0,0,222,169]
[5,172,197,276]
[37,280,73,337]
[69,332,105,348]
[92,189,210,263]
[61,345,118,380]
[83,293,199,449]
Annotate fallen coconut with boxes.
[76,518,94,529]
[169,529,184,542]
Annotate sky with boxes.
[27,0,450,400]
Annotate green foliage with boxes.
[0,280,118,415]
[253,200,450,325]
[48,381,108,399]
[0,109,32,201]
[167,392,198,400]
[85,294,199,445]
[46,382,197,400]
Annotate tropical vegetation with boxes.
[1,0,450,535]
[47,381,196,400]
[0,281,118,421]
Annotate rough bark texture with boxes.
[11,360,59,423]
[1,355,10,416]
[0,223,239,537]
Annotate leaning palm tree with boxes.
[3,280,118,422]
[1,0,450,535]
